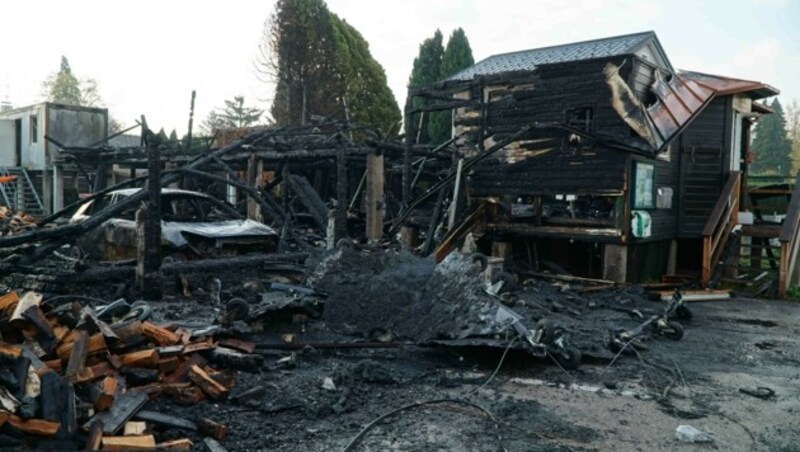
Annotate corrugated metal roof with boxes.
[679,71,779,100]
[623,71,779,151]
[448,31,656,81]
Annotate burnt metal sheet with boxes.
[610,67,778,153]
[680,71,780,99]
[644,71,716,150]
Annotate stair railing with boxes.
[19,168,44,213]
[778,173,800,297]
[702,171,741,285]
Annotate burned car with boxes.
[70,188,278,260]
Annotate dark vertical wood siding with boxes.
[677,97,730,237]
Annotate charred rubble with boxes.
[0,117,714,449]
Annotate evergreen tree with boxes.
[329,15,400,134]
[751,98,793,175]
[202,96,264,133]
[43,56,82,105]
[441,28,474,79]
[408,28,475,144]
[439,28,475,144]
[257,0,399,133]
[408,30,445,144]
[785,100,800,175]
[41,56,102,107]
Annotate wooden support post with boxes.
[491,241,512,259]
[603,244,628,284]
[365,152,384,243]
[402,96,414,206]
[246,155,263,222]
[667,239,678,276]
[448,158,464,229]
[334,143,348,241]
[136,123,162,299]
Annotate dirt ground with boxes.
[133,250,800,452]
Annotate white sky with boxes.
[1,0,797,136]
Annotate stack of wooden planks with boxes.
[0,290,260,450]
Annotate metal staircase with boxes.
[0,167,45,217]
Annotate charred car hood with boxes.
[161,220,277,247]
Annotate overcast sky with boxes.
[1,0,797,136]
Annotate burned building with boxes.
[407,31,783,285]
[0,102,108,215]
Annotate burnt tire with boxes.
[675,305,693,321]
[492,271,517,293]
[226,298,250,322]
[469,253,488,272]
[662,321,684,341]
[552,345,581,370]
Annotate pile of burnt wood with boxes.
[0,290,261,450]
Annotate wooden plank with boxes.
[85,420,104,451]
[142,322,180,346]
[119,349,160,368]
[123,421,147,436]
[164,354,206,384]
[158,439,193,450]
[7,415,60,437]
[134,410,197,431]
[217,339,255,354]
[76,362,115,383]
[102,434,156,450]
[182,340,215,355]
[84,390,148,434]
[0,342,22,358]
[0,291,20,315]
[188,365,229,401]
[111,320,144,341]
[655,289,731,302]
[89,376,117,412]
[65,330,89,380]
[198,418,228,441]
[203,437,228,452]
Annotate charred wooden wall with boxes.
[676,97,731,237]
[462,57,637,198]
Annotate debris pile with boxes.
[0,207,38,236]
[0,289,257,449]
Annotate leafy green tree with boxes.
[202,96,264,134]
[751,98,793,175]
[409,30,445,144]
[41,56,102,107]
[257,0,400,133]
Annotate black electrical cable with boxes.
[341,331,517,452]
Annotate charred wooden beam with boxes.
[177,168,285,226]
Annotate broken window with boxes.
[565,107,593,132]
[633,161,655,209]
[29,115,38,143]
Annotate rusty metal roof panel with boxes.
[641,72,715,149]
[679,71,780,99]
